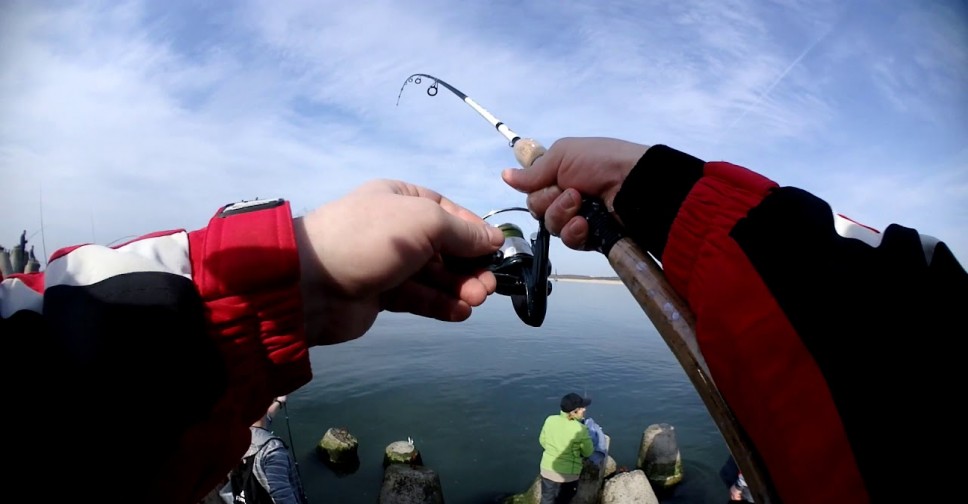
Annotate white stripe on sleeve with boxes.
[45,232,192,288]
[0,277,44,318]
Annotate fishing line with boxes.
[39,184,48,267]
[277,401,310,502]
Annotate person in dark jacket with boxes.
[3,140,965,504]
[221,396,308,504]
[720,456,754,503]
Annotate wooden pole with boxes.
[604,238,776,503]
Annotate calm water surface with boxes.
[280,281,732,503]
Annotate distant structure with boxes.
[0,230,42,276]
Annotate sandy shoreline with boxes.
[552,277,624,285]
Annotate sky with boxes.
[1,0,966,277]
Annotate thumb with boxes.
[433,210,505,257]
[501,148,560,193]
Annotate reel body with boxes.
[491,219,552,327]
[446,208,552,327]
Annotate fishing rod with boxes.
[276,400,310,502]
[397,73,778,503]
[398,74,552,328]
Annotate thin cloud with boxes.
[719,24,835,140]
[1,0,965,274]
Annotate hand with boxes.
[267,396,286,418]
[295,180,505,346]
[729,484,744,500]
[501,137,649,250]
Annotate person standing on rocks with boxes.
[538,393,594,504]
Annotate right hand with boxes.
[501,137,649,250]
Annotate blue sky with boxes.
[1,0,965,276]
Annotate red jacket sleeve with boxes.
[613,145,967,504]
[2,199,312,504]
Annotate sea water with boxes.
[281,281,732,503]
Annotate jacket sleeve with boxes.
[612,146,968,504]
[2,199,313,504]
[261,443,306,504]
[578,426,594,458]
[584,418,607,455]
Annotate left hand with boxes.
[295,179,505,346]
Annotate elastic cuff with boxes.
[612,145,705,259]
[192,200,299,299]
[189,201,312,400]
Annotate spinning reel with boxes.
[446,207,552,327]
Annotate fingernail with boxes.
[503,169,528,193]
[563,218,579,236]
[561,189,578,211]
[563,219,587,248]
[489,225,505,246]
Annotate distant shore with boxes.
[551,275,623,285]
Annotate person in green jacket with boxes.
[539,393,595,504]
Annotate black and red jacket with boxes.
[614,145,967,503]
[2,147,964,503]
[1,199,311,503]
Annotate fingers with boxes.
[534,187,590,249]
[427,201,505,257]
[525,185,562,218]
[381,280,475,322]
[434,193,492,226]
[391,181,483,224]
[542,187,581,234]
[415,260,497,305]
[351,180,504,265]
[384,256,495,320]
[559,216,590,250]
[358,179,487,225]
[504,137,648,220]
